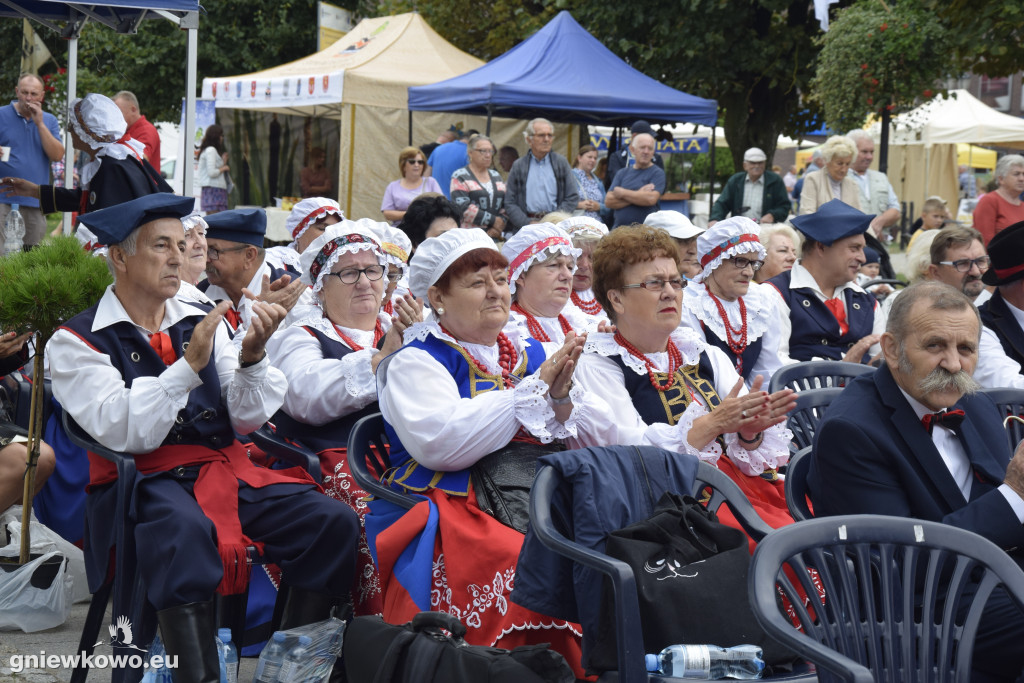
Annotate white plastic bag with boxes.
[0,507,76,632]
[2,505,89,603]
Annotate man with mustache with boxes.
[810,280,1024,682]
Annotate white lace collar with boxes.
[295,308,390,349]
[584,327,706,376]
[684,280,773,343]
[404,319,531,375]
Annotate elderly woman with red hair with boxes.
[368,227,588,674]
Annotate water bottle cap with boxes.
[272,631,286,642]
[298,635,312,646]
[11,204,18,212]
[217,628,231,642]
[645,654,658,671]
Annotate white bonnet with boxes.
[370,223,413,275]
[500,223,580,295]
[181,212,208,235]
[408,228,498,299]
[300,221,385,304]
[556,216,608,243]
[694,216,765,283]
[285,197,343,246]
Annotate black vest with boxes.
[700,321,764,381]
[609,352,721,426]
[272,326,380,453]
[979,291,1024,372]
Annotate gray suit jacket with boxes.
[505,152,579,231]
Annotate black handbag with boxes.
[470,441,561,534]
[342,611,575,683]
[589,490,795,673]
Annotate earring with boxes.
[436,307,445,315]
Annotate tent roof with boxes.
[201,13,484,116]
[886,89,1024,150]
[407,11,717,127]
[0,1,198,33]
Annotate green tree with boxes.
[921,0,1024,78]
[813,0,954,133]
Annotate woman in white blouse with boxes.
[372,228,588,675]
[266,222,417,615]
[557,215,610,327]
[680,217,787,387]
[568,224,798,532]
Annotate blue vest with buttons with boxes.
[609,352,721,426]
[60,302,236,451]
[384,333,545,496]
[272,325,380,453]
[699,322,763,380]
[767,270,876,362]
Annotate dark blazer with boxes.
[808,363,1024,551]
[980,290,1024,371]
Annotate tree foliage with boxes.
[813,1,954,133]
[921,0,1024,78]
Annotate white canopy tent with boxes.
[202,13,557,220]
[867,89,1024,213]
[0,1,200,231]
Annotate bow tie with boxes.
[921,409,965,435]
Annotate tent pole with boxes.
[183,11,199,206]
[879,105,890,175]
[486,104,493,136]
[62,33,78,235]
[408,110,413,146]
[709,125,716,208]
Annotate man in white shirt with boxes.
[48,194,358,679]
[810,280,1024,682]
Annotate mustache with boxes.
[917,365,981,397]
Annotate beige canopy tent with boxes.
[202,13,572,220]
[868,90,1024,213]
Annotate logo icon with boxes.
[95,615,148,652]
[211,82,217,97]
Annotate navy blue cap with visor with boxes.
[789,199,875,246]
[204,208,267,246]
[77,193,196,246]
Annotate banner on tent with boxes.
[201,72,345,109]
[589,133,708,154]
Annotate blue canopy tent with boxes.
[408,11,718,129]
[0,0,201,229]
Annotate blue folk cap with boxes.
[77,193,196,246]
[204,208,267,246]
[789,199,875,246]
[862,246,880,264]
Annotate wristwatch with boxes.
[238,351,265,369]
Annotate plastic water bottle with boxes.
[216,628,238,683]
[4,203,25,255]
[253,631,288,683]
[279,635,312,682]
[142,636,173,683]
[645,643,766,679]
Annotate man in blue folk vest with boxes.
[766,199,883,363]
[200,208,308,346]
[48,194,358,681]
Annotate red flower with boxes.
[880,22,888,31]
[871,78,879,85]
[861,63,868,70]
[923,89,933,97]
[867,97,874,105]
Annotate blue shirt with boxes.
[525,152,557,214]
[427,140,468,199]
[608,164,665,227]
[0,102,60,209]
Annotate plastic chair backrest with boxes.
[769,361,875,394]
[980,387,1024,454]
[784,446,814,521]
[249,424,322,483]
[749,515,1024,683]
[528,453,780,683]
[788,387,844,451]
[346,413,416,510]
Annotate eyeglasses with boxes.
[938,256,990,272]
[406,159,425,165]
[206,244,248,260]
[387,271,403,283]
[728,257,765,272]
[621,277,686,292]
[327,265,386,284]
[472,148,495,156]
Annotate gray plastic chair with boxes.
[749,515,1024,683]
[787,387,843,451]
[769,361,875,394]
[346,412,417,510]
[784,446,814,522]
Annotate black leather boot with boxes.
[156,600,219,683]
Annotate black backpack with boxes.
[342,612,574,683]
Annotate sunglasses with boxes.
[406,159,425,165]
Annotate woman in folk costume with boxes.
[567,224,798,534]
[556,215,610,327]
[502,223,589,351]
[265,197,344,271]
[2,93,171,214]
[266,223,420,614]
[368,228,588,675]
[680,217,787,388]
[367,222,414,316]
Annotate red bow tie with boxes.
[921,409,965,435]
[224,307,243,331]
[149,332,176,366]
